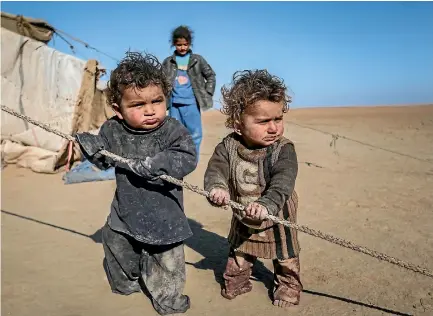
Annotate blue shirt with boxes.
[172,53,197,105]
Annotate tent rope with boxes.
[2,104,432,279]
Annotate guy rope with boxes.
[2,104,433,279]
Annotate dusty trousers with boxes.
[221,249,302,305]
[101,223,190,315]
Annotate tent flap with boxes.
[1,11,55,43]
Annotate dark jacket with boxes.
[75,116,197,245]
[162,51,216,111]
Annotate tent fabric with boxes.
[1,11,55,43]
[1,27,113,173]
[55,60,115,170]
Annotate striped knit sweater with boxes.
[204,133,300,260]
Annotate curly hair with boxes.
[171,25,194,46]
[221,69,292,129]
[106,51,171,106]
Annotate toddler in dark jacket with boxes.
[76,51,197,315]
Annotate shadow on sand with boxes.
[184,218,273,291]
[1,209,412,316]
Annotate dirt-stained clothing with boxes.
[76,116,197,315]
[204,132,302,303]
[204,133,300,260]
[102,223,190,315]
[221,249,302,304]
[77,116,197,245]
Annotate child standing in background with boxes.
[204,69,302,308]
[162,25,216,160]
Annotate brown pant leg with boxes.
[221,249,256,300]
[272,257,303,305]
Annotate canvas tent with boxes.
[1,12,114,173]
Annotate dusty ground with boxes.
[2,105,433,316]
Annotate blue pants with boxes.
[169,102,202,160]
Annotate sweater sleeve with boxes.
[204,141,230,192]
[256,143,298,215]
[75,121,115,170]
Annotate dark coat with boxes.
[162,51,216,111]
[76,116,197,245]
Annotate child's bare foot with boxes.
[273,287,300,308]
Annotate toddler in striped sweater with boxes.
[204,69,302,308]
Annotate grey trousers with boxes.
[101,223,190,315]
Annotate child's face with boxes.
[235,100,285,148]
[113,85,167,130]
[174,38,190,56]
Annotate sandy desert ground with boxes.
[2,104,433,316]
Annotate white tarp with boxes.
[1,28,86,172]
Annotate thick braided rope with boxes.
[2,104,433,279]
[1,105,76,142]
